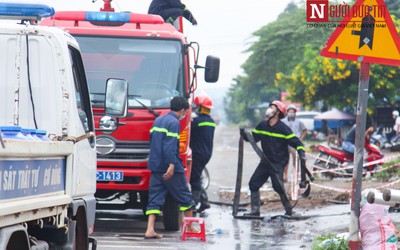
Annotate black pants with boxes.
[190,155,209,192]
[155,8,185,22]
[249,162,291,210]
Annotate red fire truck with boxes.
[41,0,219,231]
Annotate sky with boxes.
[51,0,298,91]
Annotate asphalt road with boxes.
[90,124,400,249]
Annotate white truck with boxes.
[0,2,98,249]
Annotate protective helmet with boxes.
[270,100,286,119]
[393,110,399,117]
[287,104,297,112]
[194,94,214,109]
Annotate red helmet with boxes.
[194,94,214,109]
[270,100,286,119]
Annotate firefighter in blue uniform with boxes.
[241,101,306,216]
[144,96,196,239]
[190,94,216,214]
[148,0,197,25]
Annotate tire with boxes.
[162,194,181,231]
[74,208,89,250]
[314,152,338,180]
[201,167,210,190]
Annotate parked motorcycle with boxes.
[313,139,384,180]
[370,126,389,149]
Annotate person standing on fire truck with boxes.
[190,94,216,214]
[145,96,196,239]
[148,0,197,25]
[240,101,307,216]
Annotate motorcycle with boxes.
[313,139,384,180]
[370,126,400,151]
[370,126,389,149]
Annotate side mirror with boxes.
[105,78,128,117]
[204,55,220,83]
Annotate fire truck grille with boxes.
[97,141,150,162]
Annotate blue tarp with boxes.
[313,108,355,129]
[314,119,354,129]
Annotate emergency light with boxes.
[0,2,54,20]
[53,11,164,25]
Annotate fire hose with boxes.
[233,128,314,219]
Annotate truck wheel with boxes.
[74,208,89,250]
[162,194,181,231]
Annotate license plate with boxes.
[97,171,124,182]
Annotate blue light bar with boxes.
[0,2,54,20]
[85,11,130,23]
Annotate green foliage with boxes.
[372,157,400,181]
[225,4,332,124]
[225,2,400,124]
[311,234,350,250]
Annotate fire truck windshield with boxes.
[75,36,184,109]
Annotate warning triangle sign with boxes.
[320,0,400,66]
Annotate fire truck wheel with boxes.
[162,194,181,231]
[74,207,89,250]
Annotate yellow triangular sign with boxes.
[320,0,400,66]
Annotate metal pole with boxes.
[348,61,370,249]
[232,131,244,216]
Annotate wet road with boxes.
[90,124,400,249]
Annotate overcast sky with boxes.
[51,0,297,90]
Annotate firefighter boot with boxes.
[244,191,261,216]
[192,190,201,212]
[198,188,211,213]
[281,195,293,216]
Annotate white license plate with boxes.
[96,171,124,182]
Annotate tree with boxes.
[225,4,331,123]
[226,2,400,124]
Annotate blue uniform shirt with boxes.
[148,111,184,173]
[190,114,215,162]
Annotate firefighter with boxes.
[144,96,196,239]
[240,101,306,216]
[148,0,197,25]
[190,94,216,214]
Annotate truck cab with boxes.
[0,2,97,249]
[40,1,219,231]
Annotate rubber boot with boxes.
[281,194,293,216]
[192,190,201,213]
[244,191,260,216]
[198,188,211,213]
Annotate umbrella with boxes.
[314,109,355,130]
[314,108,356,121]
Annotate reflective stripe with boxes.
[253,129,295,140]
[146,209,161,215]
[198,122,216,127]
[150,127,180,139]
[180,205,193,212]
[183,6,188,11]
[297,146,305,151]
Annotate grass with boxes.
[311,234,350,250]
[373,157,400,182]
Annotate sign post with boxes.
[318,0,400,248]
[348,61,370,249]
